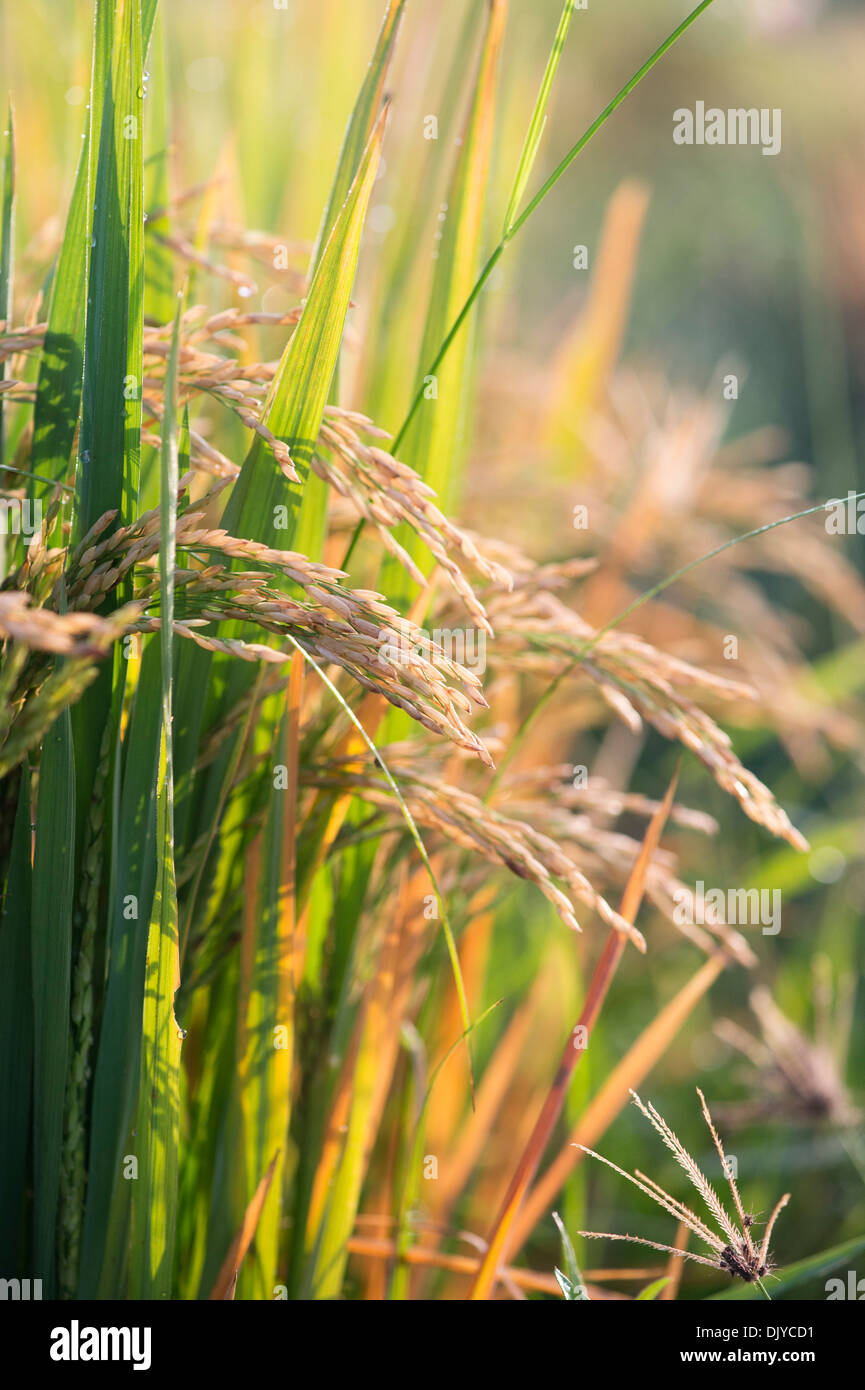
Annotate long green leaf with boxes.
[310,0,406,276]
[70,3,154,1298]
[232,699,295,1301]
[73,0,144,543]
[375,0,505,743]
[288,635,476,1298]
[360,1,485,445]
[0,771,32,1273]
[31,708,76,1299]
[67,0,147,1021]
[0,100,14,485]
[552,1210,590,1301]
[398,0,506,517]
[142,12,175,328]
[128,294,182,1299]
[295,0,406,567]
[503,1,576,232]
[32,0,158,503]
[637,1276,672,1301]
[30,1,108,501]
[77,640,160,1297]
[222,102,389,554]
[175,101,391,958]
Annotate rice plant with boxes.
[576,1089,790,1295]
[0,0,862,1304]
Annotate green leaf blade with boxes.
[128,294,182,1300]
[0,772,33,1274]
[31,709,76,1299]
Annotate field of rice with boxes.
[0,0,863,1309]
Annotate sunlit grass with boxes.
[0,0,862,1304]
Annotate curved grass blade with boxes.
[491,492,865,794]
[637,1276,672,1300]
[553,1210,590,1301]
[591,495,865,648]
